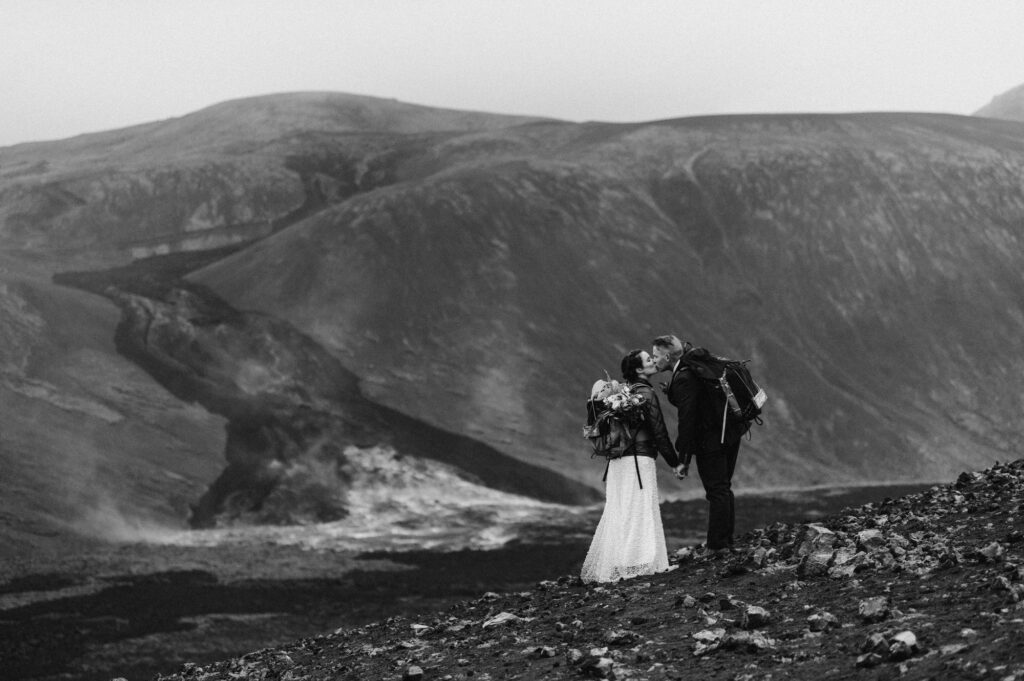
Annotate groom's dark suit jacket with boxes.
[664,360,743,466]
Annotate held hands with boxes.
[673,464,689,480]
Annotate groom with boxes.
[652,335,743,556]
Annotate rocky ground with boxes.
[151,459,1024,681]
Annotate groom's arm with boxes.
[668,369,700,467]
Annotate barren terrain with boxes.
[150,460,1023,681]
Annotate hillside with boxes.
[0,251,227,557]
[149,459,1024,681]
[0,94,587,554]
[975,81,1024,122]
[3,92,1024,542]
[189,110,1024,490]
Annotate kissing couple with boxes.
[581,335,746,583]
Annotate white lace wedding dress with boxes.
[581,455,670,583]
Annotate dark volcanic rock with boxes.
[108,282,598,526]
[150,459,1024,681]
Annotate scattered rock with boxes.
[977,541,1006,562]
[856,652,884,668]
[826,556,862,578]
[738,605,771,629]
[797,551,833,578]
[481,612,533,628]
[862,632,889,656]
[403,665,424,681]
[858,596,890,623]
[940,642,972,656]
[743,546,773,570]
[580,655,616,679]
[856,529,887,551]
[603,629,639,645]
[674,547,696,562]
[888,630,919,661]
[719,596,742,610]
[722,631,776,654]
[692,628,726,656]
[807,611,840,632]
[795,524,838,557]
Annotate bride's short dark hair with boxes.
[621,349,645,382]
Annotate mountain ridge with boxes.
[974,81,1024,122]
[3,91,1023,545]
[185,106,1024,489]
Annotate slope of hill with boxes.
[3,93,1024,544]
[0,92,551,266]
[190,110,1024,491]
[0,252,226,558]
[0,94,586,560]
[975,81,1024,122]
[150,459,1024,681]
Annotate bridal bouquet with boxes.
[583,379,648,453]
[603,383,645,414]
[591,380,648,426]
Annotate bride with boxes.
[581,349,686,583]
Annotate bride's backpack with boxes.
[582,379,637,458]
[582,378,649,487]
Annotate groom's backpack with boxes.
[679,347,767,443]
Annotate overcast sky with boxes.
[2,0,1023,147]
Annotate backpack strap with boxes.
[600,452,644,489]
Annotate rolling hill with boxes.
[2,90,1023,553]
[975,81,1024,122]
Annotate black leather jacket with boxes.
[627,379,680,467]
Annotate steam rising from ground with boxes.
[86,446,594,552]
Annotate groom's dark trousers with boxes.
[665,358,744,551]
[695,439,740,549]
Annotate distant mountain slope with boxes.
[0,95,575,552]
[974,81,1024,121]
[0,91,550,164]
[190,110,1024,490]
[0,92,552,266]
[3,93,1024,543]
[0,253,227,558]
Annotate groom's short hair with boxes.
[652,335,685,360]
